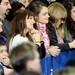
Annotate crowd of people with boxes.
[0,0,75,75]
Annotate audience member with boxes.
[27,1,60,75]
[9,42,42,75]
[0,0,11,42]
[0,42,15,75]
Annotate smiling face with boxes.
[0,0,11,19]
[0,45,10,66]
[38,6,49,24]
[71,6,75,21]
[26,16,35,30]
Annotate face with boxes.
[26,16,35,30]
[71,6,75,21]
[19,0,32,7]
[0,45,10,66]
[38,6,49,24]
[27,50,41,73]
[0,0,11,19]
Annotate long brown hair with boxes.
[9,9,34,41]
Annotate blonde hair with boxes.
[48,2,67,38]
[48,2,67,20]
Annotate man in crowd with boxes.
[0,0,11,42]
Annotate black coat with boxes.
[46,22,73,51]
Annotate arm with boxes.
[47,24,70,51]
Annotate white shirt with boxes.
[9,34,29,52]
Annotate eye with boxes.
[29,16,34,19]
[0,50,3,53]
[43,12,48,16]
[73,10,75,13]
[4,2,9,6]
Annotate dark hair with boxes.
[9,42,36,73]
[27,0,46,17]
[9,9,34,41]
[66,0,75,38]
[7,1,25,21]
[0,0,2,3]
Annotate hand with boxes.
[69,40,75,48]
[48,46,61,57]
[31,29,41,46]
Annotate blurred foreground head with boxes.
[9,42,42,75]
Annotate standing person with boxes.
[0,0,11,42]
[27,1,60,75]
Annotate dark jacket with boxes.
[38,41,46,59]
[46,22,73,51]
[0,63,4,75]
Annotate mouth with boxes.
[5,10,10,15]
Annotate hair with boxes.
[0,42,8,51]
[48,2,67,38]
[48,2,67,22]
[27,0,47,21]
[9,9,34,41]
[9,42,37,73]
[6,1,25,21]
[66,0,75,38]
[0,0,2,3]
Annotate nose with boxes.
[61,20,65,24]
[47,14,49,18]
[8,3,12,9]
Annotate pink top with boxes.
[37,23,50,51]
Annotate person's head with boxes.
[27,1,49,24]
[68,0,75,21]
[19,0,33,8]
[0,42,10,66]
[0,0,11,20]
[48,2,67,28]
[70,6,75,21]
[9,9,35,38]
[9,42,41,74]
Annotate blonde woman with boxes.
[48,2,75,72]
[48,2,75,52]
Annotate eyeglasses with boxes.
[60,18,66,21]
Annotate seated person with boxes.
[9,42,42,75]
[0,42,15,75]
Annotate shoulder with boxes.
[9,34,29,51]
